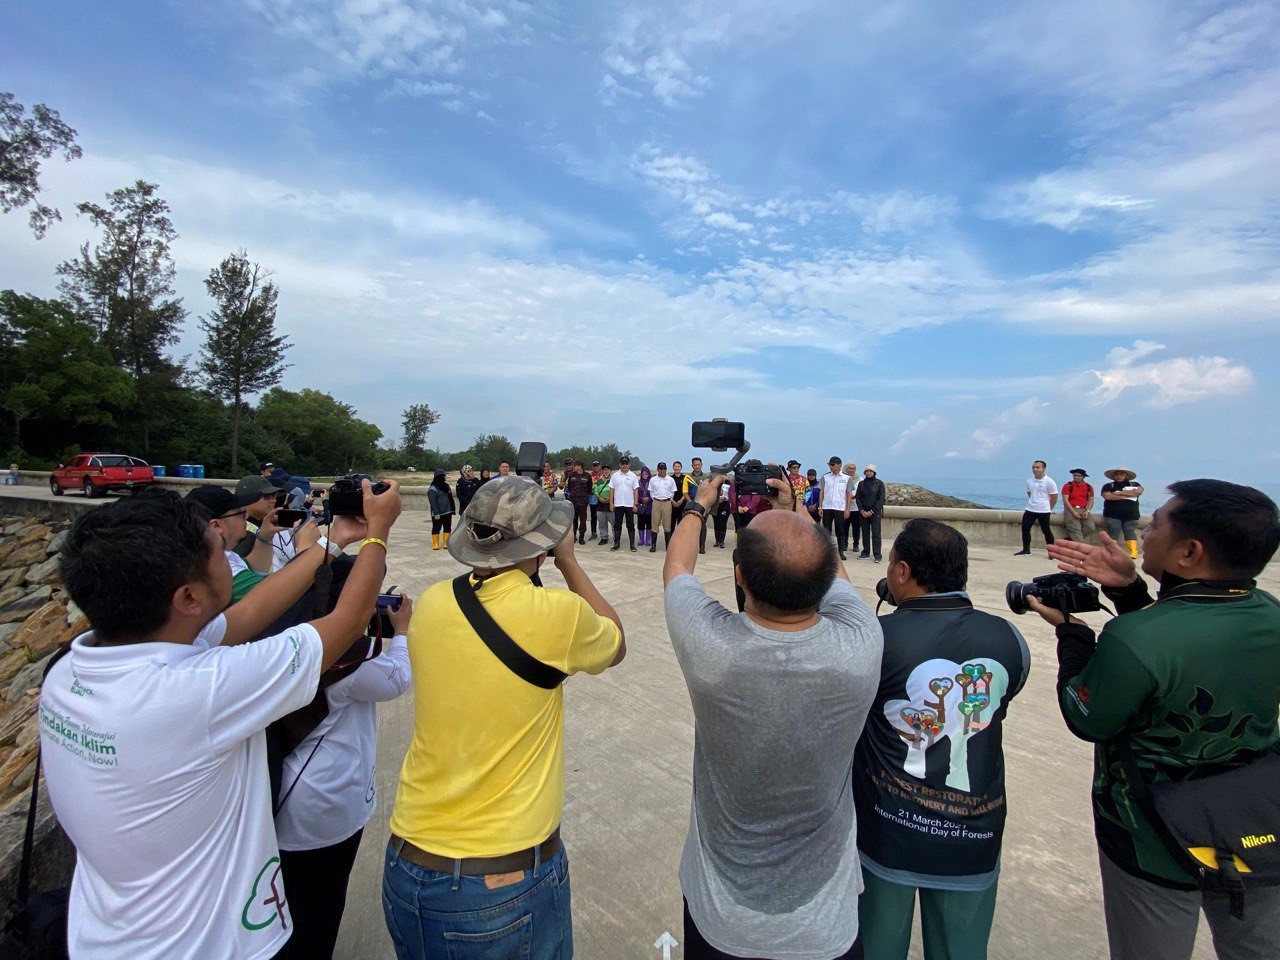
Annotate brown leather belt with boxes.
[390,828,562,876]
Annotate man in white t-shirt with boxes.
[609,455,640,551]
[40,481,402,960]
[1016,459,1059,556]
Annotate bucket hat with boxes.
[449,475,573,569]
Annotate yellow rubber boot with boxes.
[1126,539,1139,559]
[443,532,451,548]
[432,534,440,551]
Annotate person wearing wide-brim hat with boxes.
[1101,467,1144,559]
[387,474,626,956]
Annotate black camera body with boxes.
[329,474,390,517]
[1006,572,1100,616]
[733,459,784,497]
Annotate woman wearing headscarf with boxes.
[636,466,654,548]
[427,469,456,550]
[455,465,482,514]
[478,467,492,484]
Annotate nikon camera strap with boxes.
[452,574,567,689]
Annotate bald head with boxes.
[735,510,838,614]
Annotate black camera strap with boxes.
[452,575,567,689]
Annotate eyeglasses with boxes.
[217,509,247,520]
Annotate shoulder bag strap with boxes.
[452,575,567,689]
[14,646,73,912]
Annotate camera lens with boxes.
[875,577,895,607]
[1005,580,1032,616]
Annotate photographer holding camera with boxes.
[1029,480,1280,960]
[40,479,403,959]
[383,475,625,960]
[853,519,1029,960]
[663,474,882,959]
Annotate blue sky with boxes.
[3,0,1278,487]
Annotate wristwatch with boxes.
[683,502,709,523]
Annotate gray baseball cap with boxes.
[235,476,279,497]
[449,475,573,570]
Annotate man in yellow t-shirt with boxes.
[383,475,625,960]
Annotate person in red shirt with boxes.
[1061,468,1097,543]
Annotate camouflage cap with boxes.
[449,475,574,570]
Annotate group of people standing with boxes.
[1017,460,1146,558]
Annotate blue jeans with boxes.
[382,840,574,960]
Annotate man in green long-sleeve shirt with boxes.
[1029,479,1280,960]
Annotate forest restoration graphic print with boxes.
[886,657,1012,792]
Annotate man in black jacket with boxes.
[854,518,1029,960]
[856,464,886,562]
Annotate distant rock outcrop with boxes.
[885,483,989,509]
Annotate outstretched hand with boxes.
[1046,533,1137,588]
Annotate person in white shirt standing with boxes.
[40,481,402,960]
[609,455,640,552]
[275,594,413,960]
[819,456,852,560]
[1015,459,1059,556]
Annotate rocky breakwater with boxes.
[0,514,82,915]
[885,483,988,509]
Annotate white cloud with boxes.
[890,414,946,457]
[1089,355,1255,409]
[969,398,1049,459]
[1106,340,1165,366]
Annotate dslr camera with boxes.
[732,459,785,497]
[329,474,391,517]
[1005,572,1100,616]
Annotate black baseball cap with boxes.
[619,456,630,464]
[829,456,842,465]
[656,461,667,469]
[787,460,801,469]
[186,484,259,517]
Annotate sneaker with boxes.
[611,544,620,551]
[599,538,608,545]
[1013,550,1031,556]
[630,546,637,552]
[858,553,870,560]
[874,558,882,564]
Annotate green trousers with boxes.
[858,870,999,960]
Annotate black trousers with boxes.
[572,502,588,539]
[858,512,882,559]
[431,514,453,535]
[277,828,364,960]
[1021,510,1055,549]
[821,510,849,552]
[713,504,729,545]
[614,507,635,546]
[589,502,599,536]
[683,899,863,960]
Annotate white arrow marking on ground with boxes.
[653,930,679,959]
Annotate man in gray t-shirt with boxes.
[663,475,883,960]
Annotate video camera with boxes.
[329,474,392,517]
[1005,572,1101,616]
[691,420,783,497]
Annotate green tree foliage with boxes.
[548,442,632,467]
[0,291,133,445]
[198,250,291,474]
[460,433,518,471]
[401,403,440,458]
[255,387,382,477]
[0,91,82,238]
[56,180,186,453]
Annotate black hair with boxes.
[892,518,968,593]
[735,520,837,614]
[59,491,216,642]
[1033,459,1047,469]
[1166,480,1280,579]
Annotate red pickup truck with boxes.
[51,453,156,498]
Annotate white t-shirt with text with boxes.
[40,616,323,960]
